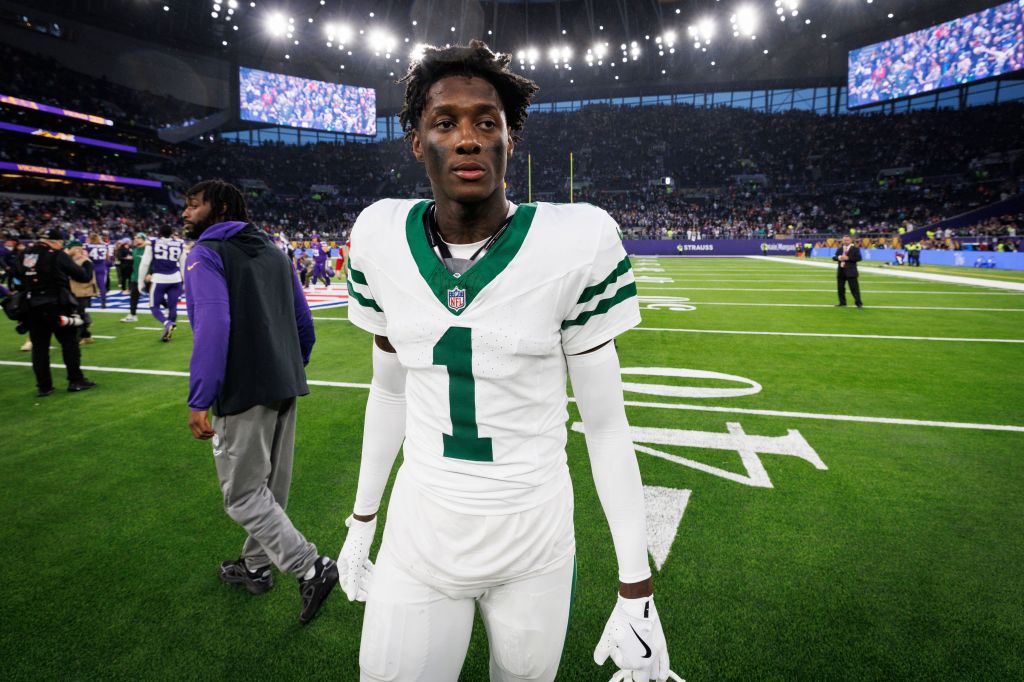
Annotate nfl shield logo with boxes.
[23,254,38,268]
[447,286,466,311]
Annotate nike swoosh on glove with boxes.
[335,515,376,602]
[594,594,684,682]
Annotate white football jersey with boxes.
[347,199,640,514]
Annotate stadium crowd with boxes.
[1,40,1022,250]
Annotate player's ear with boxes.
[411,130,424,162]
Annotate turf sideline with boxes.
[3,360,1022,433]
[757,256,1024,291]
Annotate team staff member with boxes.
[114,238,133,293]
[182,179,339,625]
[833,234,864,308]
[15,228,96,396]
[65,240,98,345]
[120,233,147,323]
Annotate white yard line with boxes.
[619,399,1024,433]
[2,360,1021,433]
[672,301,1024,312]
[643,301,1019,311]
[757,256,1024,291]
[633,327,1024,343]
[640,287,1024,295]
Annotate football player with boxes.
[137,225,186,342]
[85,233,113,308]
[310,240,332,289]
[336,42,681,682]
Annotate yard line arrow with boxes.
[643,485,691,572]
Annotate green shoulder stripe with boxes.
[346,279,382,312]
[561,282,637,330]
[576,255,632,305]
[348,264,369,285]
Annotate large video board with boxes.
[848,1,1023,108]
[239,67,376,135]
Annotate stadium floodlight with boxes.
[561,45,572,62]
[547,46,561,63]
[368,29,395,52]
[526,47,539,64]
[663,30,677,46]
[516,50,526,61]
[731,6,758,37]
[265,11,287,37]
[593,42,607,58]
[227,0,238,8]
[329,23,353,44]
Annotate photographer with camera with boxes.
[13,228,98,396]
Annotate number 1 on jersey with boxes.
[432,327,493,462]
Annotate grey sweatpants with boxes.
[211,397,318,577]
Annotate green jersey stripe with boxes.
[348,264,369,285]
[346,279,382,312]
[561,282,637,329]
[576,256,632,305]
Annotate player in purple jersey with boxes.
[85,233,113,308]
[138,225,186,342]
[309,241,332,288]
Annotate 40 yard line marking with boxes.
[2,360,1022,433]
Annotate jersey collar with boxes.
[405,199,537,316]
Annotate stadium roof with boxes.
[8,0,1011,105]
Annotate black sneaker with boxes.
[219,558,274,595]
[37,387,55,397]
[68,380,97,393]
[161,322,176,343]
[298,556,339,625]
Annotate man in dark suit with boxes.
[832,235,863,308]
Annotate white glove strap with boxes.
[567,344,652,584]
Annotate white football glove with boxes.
[335,514,376,602]
[594,595,684,682]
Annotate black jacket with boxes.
[16,242,94,309]
[832,245,861,277]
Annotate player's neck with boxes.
[433,193,510,245]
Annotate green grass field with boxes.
[3,256,1023,681]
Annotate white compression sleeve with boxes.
[566,343,652,584]
[352,343,407,517]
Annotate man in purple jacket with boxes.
[182,179,339,625]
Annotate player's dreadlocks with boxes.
[185,179,250,223]
[399,40,539,141]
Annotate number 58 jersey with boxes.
[347,199,641,515]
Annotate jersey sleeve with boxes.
[560,212,641,355]
[346,216,388,336]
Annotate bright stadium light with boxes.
[731,5,759,37]
[663,30,677,47]
[526,47,539,64]
[561,45,572,62]
[265,11,287,37]
[368,29,396,53]
[547,46,560,63]
[593,42,607,58]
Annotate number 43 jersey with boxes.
[348,199,641,515]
